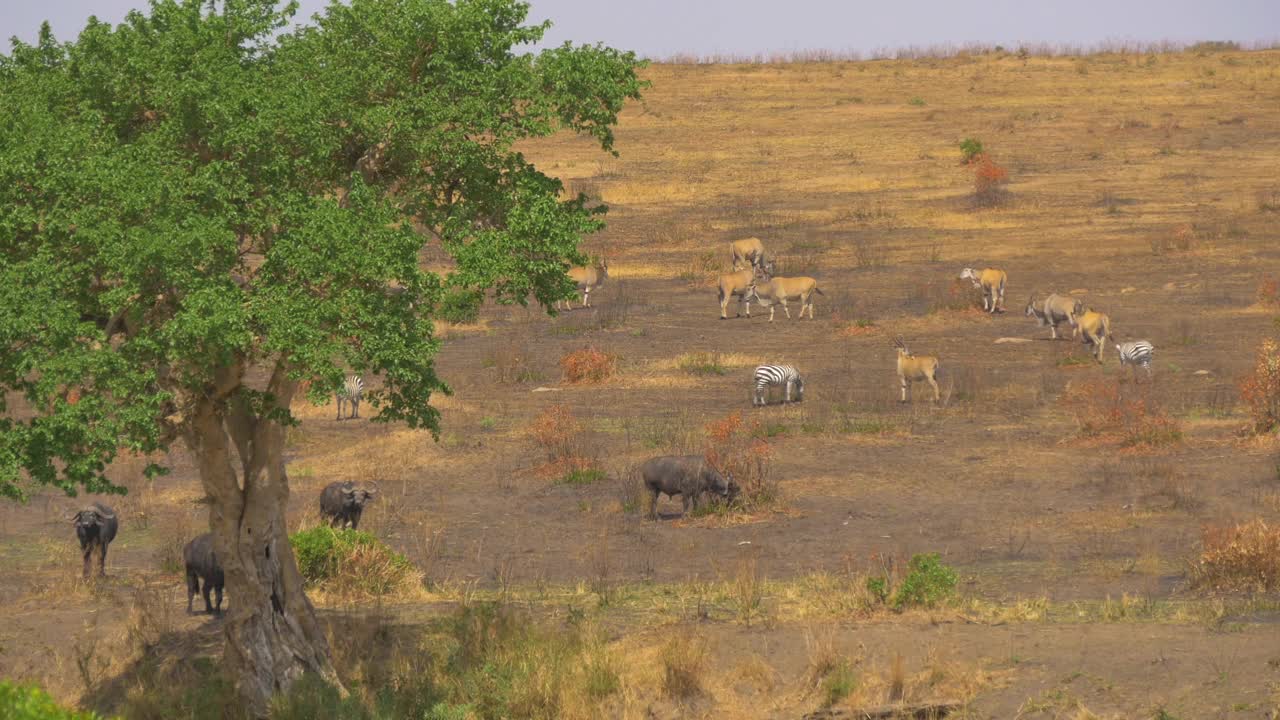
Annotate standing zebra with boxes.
[335,374,365,420]
[752,364,804,407]
[1115,340,1155,381]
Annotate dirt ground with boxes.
[4,48,1280,718]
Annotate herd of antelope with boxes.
[558,236,1153,405]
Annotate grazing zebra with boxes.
[1115,340,1154,381]
[335,374,365,420]
[752,364,804,406]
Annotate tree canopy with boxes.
[0,0,646,499]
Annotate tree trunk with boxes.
[186,363,341,718]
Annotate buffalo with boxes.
[319,481,378,530]
[72,503,118,579]
[183,533,225,615]
[640,455,738,520]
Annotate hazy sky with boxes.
[3,1,1277,57]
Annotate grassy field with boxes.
[4,47,1280,718]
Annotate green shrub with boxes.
[439,287,484,324]
[0,682,106,720]
[865,575,889,604]
[959,137,984,164]
[288,527,415,597]
[892,553,958,609]
[821,659,857,707]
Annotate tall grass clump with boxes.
[677,351,728,376]
[1240,338,1280,433]
[1191,519,1280,593]
[289,527,417,598]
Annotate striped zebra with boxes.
[335,375,365,420]
[752,364,804,407]
[1115,340,1154,381]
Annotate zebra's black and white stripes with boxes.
[752,364,803,406]
[335,374,365,420]
[1115,340,1154,379]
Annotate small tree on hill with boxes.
[0,0,643,715]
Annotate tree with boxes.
[0,0,644,715]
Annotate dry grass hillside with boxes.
[4,48,1280,719]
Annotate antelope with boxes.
[894,336,940,403]
[730,237,767,271]
[1075,308,1111,362]
[557,259,608,310]
[960,267,1007,314]
[717,264,771,319]
[743,276,824,321]
[1024,292,1084,340]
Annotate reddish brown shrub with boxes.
[972,152,1009,206]
[1061,377,1182,448]
[1192,519,1280,593]
[1239,338,1280,433]
[1256,275,1280,306]
[529,404,600,481]
[560,346,617,384]
[704,411,779,512]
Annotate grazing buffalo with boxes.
[319,481,378,530]
[183,533,225,615]
[72,503,118,579]
[640,455,738,520]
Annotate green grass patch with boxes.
[289,527,416,598]
[677,351,728,376]
[0,682,106,720]
[556,468,608,486]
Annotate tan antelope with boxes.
[894,336,941,403]
[1024,292,1084,340]
[730,237,766,271]
[556,259,609,310]
[717,264,771,319]
[960,267,1007,313]
[743,276,824,321]
[1075,308,1111,362]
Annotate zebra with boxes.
[752,364,804,407]
[1115,340,1154,381]
[335,374,365,420]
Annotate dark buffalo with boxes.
[319,481,377,530]
[72,503,118,579]
[640,455,738,520]
[183,533,225,615]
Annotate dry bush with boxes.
[529,404,600,481]
[1061,376,1182,448]
[660,633,708,699]
[560,346,617,384]
[1150,223,1199,255]
[971,152,1009,207]
[704,411,780,513]
[1239,338,1280,433]
[153,510,196,574]
[1256,276,1280,307]
[852,236,890,268]
[1191,519,1280,593]
[1259,188,1280,213]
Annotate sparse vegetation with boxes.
[677,351,729,376]
[1062,377,1183,448]
[661,634,709,699]
[705,411,781,514]
[959,137,985,164]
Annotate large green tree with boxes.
[0,0,643,714]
